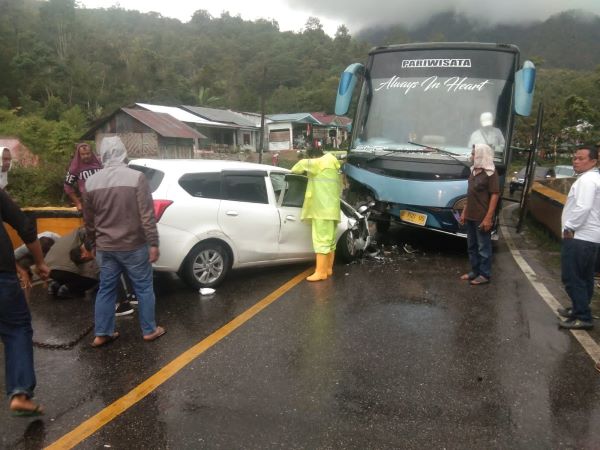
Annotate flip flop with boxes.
[11,405,44,417]
[460,273,476,281]
[143,326,166,342]
[91,332,120,348]
[470,275,490,285]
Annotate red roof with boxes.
[310,112,352,126]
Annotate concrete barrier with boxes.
[528,178,574,240]
[7,207,82,247]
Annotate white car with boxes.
[129,159,368,289]
[554,164,575,178]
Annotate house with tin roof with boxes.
[81,107,207,158]
[181,105,262,152]
[266,112,351,151]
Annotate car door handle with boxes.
[285,215,296,221]
[226,211,239,216]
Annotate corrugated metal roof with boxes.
[310,112,352,126]
[182,105,258,128]
[267,113,321,124]
[135,103,226,127]
[122,108,207,139]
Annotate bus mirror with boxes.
[514,60,536,116]
[335,63,364,116]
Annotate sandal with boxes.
[143,326,166,342]
[470,275,489,285]
[91,332,120,348]
[460,272,476,281]
[11,405,44,417]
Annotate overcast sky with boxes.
[79,0,600,35]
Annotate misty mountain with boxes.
[356,10,600,70]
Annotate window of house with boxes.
[243,133,251,145]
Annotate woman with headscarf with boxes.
[458,144,500,285]
[64,143,102,211]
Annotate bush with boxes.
[7,163,69,206]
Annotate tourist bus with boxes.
[335,42,536,236]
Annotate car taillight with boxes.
[153,200,173,222]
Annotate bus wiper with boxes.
[408,141,471,168]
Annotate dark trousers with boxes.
[561,238,599,322]
[466,220,493,279]
[0,272,36,400]
[50,270,98,294]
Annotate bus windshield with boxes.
[352,49,517,161]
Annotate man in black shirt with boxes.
[0,189,50,416]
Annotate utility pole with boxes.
[258,66,267,164]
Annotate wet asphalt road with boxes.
[2,211,600,449]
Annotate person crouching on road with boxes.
[557,145,600,330]
[83,136,164,347]
[459,144,500,285]
[291,148,342,281]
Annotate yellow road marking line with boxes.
[45,267,313,450]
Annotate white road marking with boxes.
[501,205,600,364]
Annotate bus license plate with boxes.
[400,210,427,226]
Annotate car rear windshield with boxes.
[129,165,164,193]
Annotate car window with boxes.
[270,173,286,200]
[222,174,268,204]
[282,176,307,208]
[129,165,164,193]
[179,172,221,199]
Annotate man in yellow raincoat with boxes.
[291,150,342,281]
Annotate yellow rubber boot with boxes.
[326,251,335,276]
[306,253,329,281]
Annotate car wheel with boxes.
[181,241,230,289]
[336,229,359,263]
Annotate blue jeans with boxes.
[0,272,36,400]
[95,245,157,336]
[561,238,598,322]
[466,220,493,279]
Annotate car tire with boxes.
[180,241,230,289]
[336,229,359,263]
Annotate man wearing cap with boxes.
[468,112,506,153]
[1,147,12,189]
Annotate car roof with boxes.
[129,158,288,174]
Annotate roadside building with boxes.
[81,108,206,158]
[181,105,262,152]
[266,113,352,151]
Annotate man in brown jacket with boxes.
[83,136,164,347]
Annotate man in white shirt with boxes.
[0,147,11,189]
[467,112,506,153]
[557,145,600,330]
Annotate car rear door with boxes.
[218,171,279,264]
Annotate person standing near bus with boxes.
[291,149,342,281]
[557,145,600,330]
[459,144,500,285]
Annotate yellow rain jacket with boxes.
[291,153,342,222]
